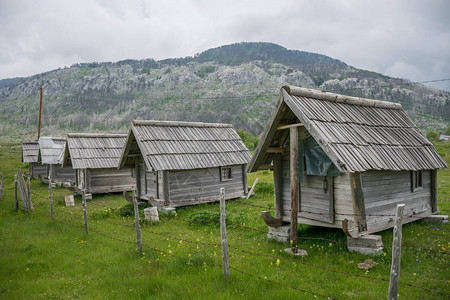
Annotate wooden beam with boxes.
[266,147,285,153]
[258,164,273,170]
[162,171,170,206]
[276,123,304,130]
[350,172,367,232]
[273,153,283,219]
[290,126,299,250]
[242,164,248,196]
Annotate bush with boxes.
[427,131,439,142]
[92,206,114,219]
[254,182,274,195]
[187,210,246,226]
[118,202,151,217]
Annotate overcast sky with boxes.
[1,0,449,90]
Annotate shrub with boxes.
[254,182,274,195]
[187,210,246,226]
[118,202,151,217]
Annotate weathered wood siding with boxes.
[29,163,47,179]
[85,168,135,194]
[362,170,432,233]
[138,156,146,196]
[166,165,246,207]
[145,171,157,197]
[280,151,352,227]
[52,165,75,183]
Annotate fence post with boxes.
[49,178,54,222]
[388,204,405,300]
[0,173,3,201]
[220,187,230,278]
[290,126,299,251]
[27,176,33,212]
[14,174,18,211]
[133,189,143,255]
[82,190,89,234]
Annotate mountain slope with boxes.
[0,42,448,141]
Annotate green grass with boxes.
[0,142,449,299]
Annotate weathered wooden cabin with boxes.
[119,120,252,208]
[22,141,47,179]
[38,137,75,184]
[61,133,135,194]
[249,85,447,237]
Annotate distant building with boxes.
[438,133,450,141]
[22,141,46,179]
[38,137,75,184]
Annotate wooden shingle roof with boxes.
[38,137,66,165]
[22,141,39,163]
[63,133,127,169]
[120,120,252,171]
[249,85,447,173]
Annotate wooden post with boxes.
[220,187,229,278]
[14,174,18,211]
[242,165,248,196]
[49,184,54,222]
[290,126,299,251]
[27,176,33,212]
[82,190,89,235]
[388,204,405,300]
[133,189,143,255]
[430,170,437,213]
[273,153,283,219]
[350,172,367,232]
[0,173,3,201]
[162,171,170,206]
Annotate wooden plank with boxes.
[14,174,18,211]
[350,172,367,232]
[246,178,258,200]
[290,126,299,250]
[266,147,285,153]
[276,123,304,130]
[273,153,283,219]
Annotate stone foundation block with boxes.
[347,235,384,256]
[267,225,290,243]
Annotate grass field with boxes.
[0,142,449,299]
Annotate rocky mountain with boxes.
[0,42,448,142]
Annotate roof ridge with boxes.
[282,85,402,110]
[68,133,127,138]
[132,120,233,128]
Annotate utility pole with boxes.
[38,86,43,140]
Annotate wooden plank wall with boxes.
[88,168,136,193]
[362,170,431,233]
[138,157,146,196]
[280,152,353,227]
[145,171,157,197]
[30,163,47,179]
[53,165,75,183]
[167,165,245,205]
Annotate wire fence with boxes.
[3,180,449,299]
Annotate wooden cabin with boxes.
[248,85,447,237]
[119,120,252,208]
[22,141,47,179]
[38,137,75,185]
[61,133,135,194]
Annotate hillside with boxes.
[0,42,449,141]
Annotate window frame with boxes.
[220,166,233,182]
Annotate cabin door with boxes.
[299,174,334,224]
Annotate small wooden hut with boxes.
[38,137,75,184]
[119,120,252,208]
[249,85,447,237]
[22,141,47,179]
[61,133,135,194]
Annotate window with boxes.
[220,167,232,181]
[411,170,423,192]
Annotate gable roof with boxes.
[38,137,66,165]
[120,120,252,171]
[249,85,447,173]
[62,133,127,169]
[22,141,39,163]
